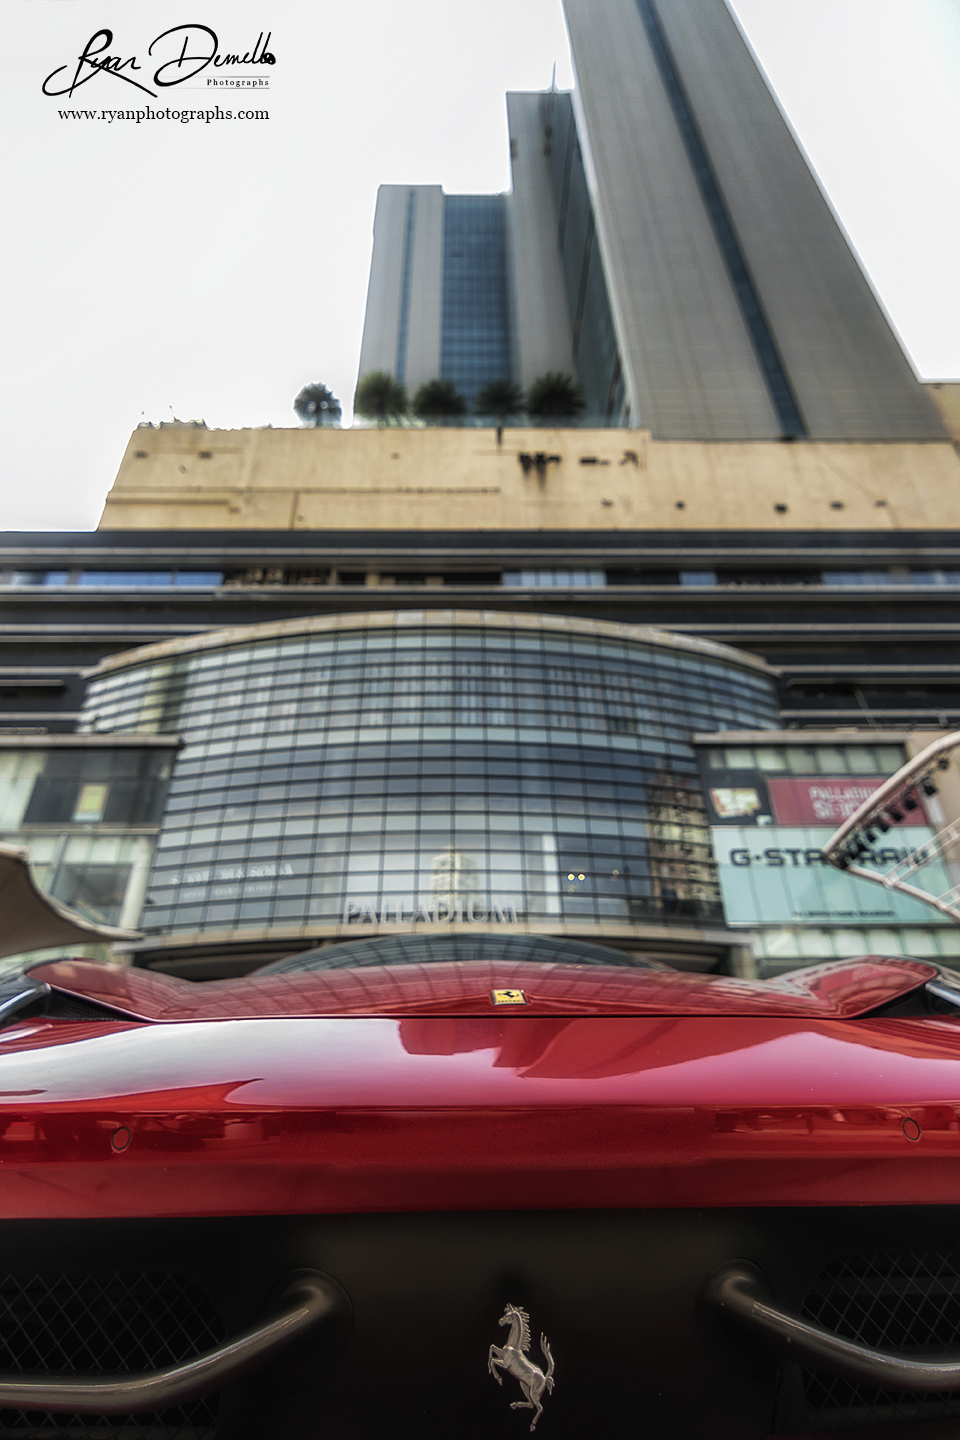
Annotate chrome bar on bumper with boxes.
[703,1260,960,1391]
[0,1270,347,1413]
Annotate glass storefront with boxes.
[79,615,778,946]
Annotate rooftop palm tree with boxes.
[294,383,342,427]
[354,371,408,425]
[413,379,468,423]
[525,372,586,422]
[474,380,524,425]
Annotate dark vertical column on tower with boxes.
[563,0,781,438]
[651,0,945,440]
[562,0,947,440]
[543,92,627,423]
[358,185,443,395]
[634,0,805,437]
[395,190,418,385]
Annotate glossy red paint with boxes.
[28,955,938,1020]
[0,999,959,1219]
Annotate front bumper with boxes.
[0,1207,957,1438]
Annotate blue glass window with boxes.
[503,571,606,588]
[79,572,174,587]
[441,194,512,400]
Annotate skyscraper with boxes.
[357,0,945,441]
[357,187,513,405]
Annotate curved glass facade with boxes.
[80,615,778,945]
[259,932,663,974]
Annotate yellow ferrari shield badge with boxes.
[490,989,527,1006]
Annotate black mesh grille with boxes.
[799,1251,960,1430]
[0,1273,223,1439]
[43,997,131,1025]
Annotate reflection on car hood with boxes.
[28,954,938,1021]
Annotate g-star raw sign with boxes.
[712,825,944,924]
[42,26,275,99]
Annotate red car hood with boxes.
[30,954,937,1020]
[2,953,959,1219]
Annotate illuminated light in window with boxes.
[73,783,108,823]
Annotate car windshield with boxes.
[255,933,663,975]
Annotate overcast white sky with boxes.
[2,0,959,531]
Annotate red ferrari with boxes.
[0,900,960,1440]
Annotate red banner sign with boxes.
[767,776,924,827]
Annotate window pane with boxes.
[175,572,224,586]
[79,572,173,587]
[11,571,69,586]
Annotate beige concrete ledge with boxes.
[99,424,960,533]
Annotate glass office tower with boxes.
[358,0,946,439]
[440,196,512,402]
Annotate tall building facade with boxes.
[3,418,960,977]
[358,0,945,440]
[5,418,960,738]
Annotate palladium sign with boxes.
[343,900,519,925]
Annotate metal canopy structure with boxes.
[823,733,960,923]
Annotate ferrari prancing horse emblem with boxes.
[488,1303,555,1431]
